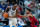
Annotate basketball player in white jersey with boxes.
[8,4,19,27]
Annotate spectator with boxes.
[6,2,11,7]
[37,7,40,18]
[28,0,37,9]
[24,0,31,6]
[0,2,7,10]
[0,8,5,20]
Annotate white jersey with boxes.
[8,9,16,16]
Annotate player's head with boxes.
[26,8,31,14]
[13,5,16,10]
[12,2,17,10]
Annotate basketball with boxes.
[3,13,9,18]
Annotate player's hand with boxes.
[24,15,27,18]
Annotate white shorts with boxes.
[9,18,17,27]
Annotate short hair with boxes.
[26,8,31,12]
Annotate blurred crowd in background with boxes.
[0,0,40,27]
